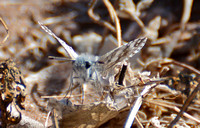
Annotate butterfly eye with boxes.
[85,61,91,69]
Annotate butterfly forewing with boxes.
[98,37,147,70]
[39,22,78,60]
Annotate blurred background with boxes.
[0,0,199,127]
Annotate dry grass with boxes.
[0,0,199,127]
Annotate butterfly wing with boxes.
[98,37,147,70]
[39,22,78,60]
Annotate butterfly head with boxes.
[72,54,99,82]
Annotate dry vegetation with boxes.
[0,0,200,128]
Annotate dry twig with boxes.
[125,83,158,128]
[0,17,9,44]
[88,0,116,33]
[103,0,122,46]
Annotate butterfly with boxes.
[39,22,147,103]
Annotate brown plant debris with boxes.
[0,0,200,127]
[0,59,26,127]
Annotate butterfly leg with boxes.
[65,73,81,101]
[93,70,105,101]
[81,83,87,104]
[64,74,74,100]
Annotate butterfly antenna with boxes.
[48,56,74,61]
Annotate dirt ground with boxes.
[0,0,200,128]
